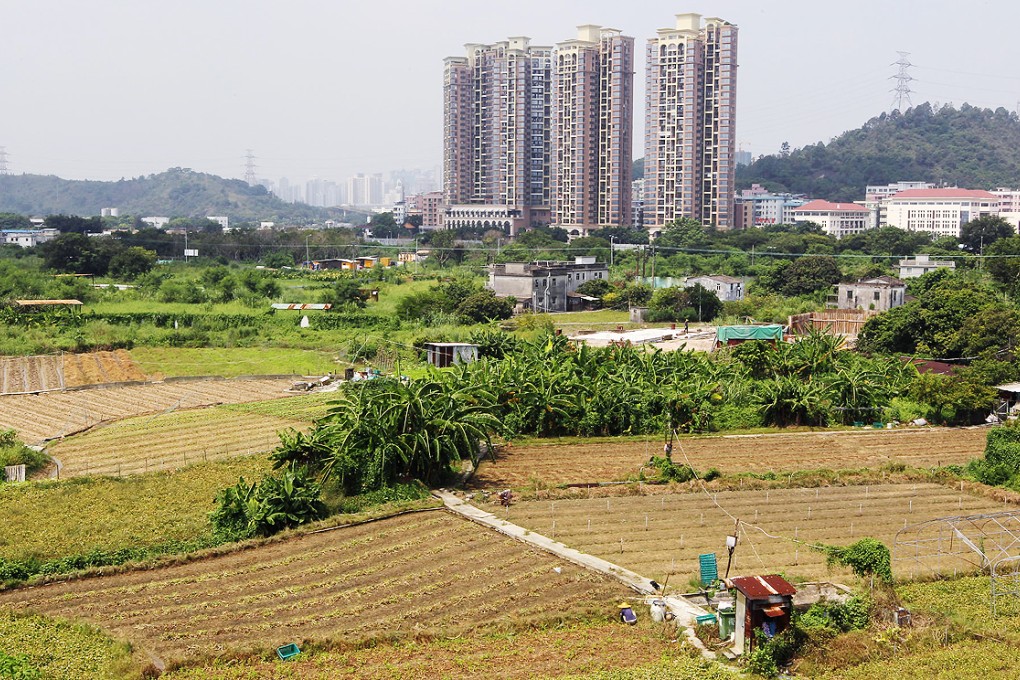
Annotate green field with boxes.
[0,611,134,680]
[129,346,338,377]
[0,457,271,563]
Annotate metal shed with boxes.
[424,342,479,369]
[727,574,797,655]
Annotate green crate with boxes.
[277,643,300,661]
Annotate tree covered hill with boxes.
[737,103,1020,201]
[0,168,337,222]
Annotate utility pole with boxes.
[0,146,9,175]
[184,231,189,263]
[610,235,615,267]
[305,233,311,267]
[890,51,914,112]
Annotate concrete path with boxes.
[434,490,717,657]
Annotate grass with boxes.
[546,309,632,326]
[220,392,339,421]
[0,456,271,563]
[158,619,717,679]
[0,610,134,680]
[804,576,1020,679]
[129,346,339,377]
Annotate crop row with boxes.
[500,483,1009,582]
[473,428,988,488]
[0,378,295,444]
[0,512,624,662]
[48,409,301,478]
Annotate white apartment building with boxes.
[884,188,1000,238]
[860,181,935,229]
[790,200,870,239]
[992,188,1020,232]
[685,274,743,302]
[735,184,807,227]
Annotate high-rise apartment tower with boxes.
[444,38,552,234]
[644,13,738,232]
[552,25,635,235]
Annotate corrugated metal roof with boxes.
[729,574,797,599]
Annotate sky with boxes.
[2,0,1020,184]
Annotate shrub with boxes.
[210,465,327,540]
[817,538,893,583]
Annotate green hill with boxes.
[737,103,1020,201]
[0,168,342,222]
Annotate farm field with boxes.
[473,428,989,488]
[160,620,691,679]
[0,512,629,667]
[129,346,338,378]
[0,377,295,445]
[498,483,1008,583]
[220,391,338,422]
[47,408,307,478]
[0,610,134,680]
[0,350,148,394]
[0,457,271,563]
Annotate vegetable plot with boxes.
[0,513,625,663]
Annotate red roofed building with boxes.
[790,200,871,239]
[727,574,797,655]
[885,188,1001,238]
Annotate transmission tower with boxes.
[0,146,10,175]
[243,149,258,186]
[890,51,914,112]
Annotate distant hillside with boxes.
[0,168,340,222]
[737,103,1020,202]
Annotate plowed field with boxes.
[0,378,294,444]
[0,512,627,664]
[0,350,148,394]
[500,483,1008,583]
[47,408,306,477]
[473,428,988,488]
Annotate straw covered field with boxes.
[47,408,306,478]
[0,378,295,444]
[499,482,1008,583]
[0,350,148,394]
[0,512,627,665]
[473,428,988,489]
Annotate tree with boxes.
[985,236,1020,289]
[368,212,401,239]
[960,215,1013,253]
[107,246,156,280]
[648,284,721,322]
[38,233,96,273]
[655,218,709,250]
[778,256,842,296]
[320,278,370,309]
[0,213,30,230]
[456,290,515,323]
[262,250,295,269]
[44,215,103,234]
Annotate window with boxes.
[873,291,881,301]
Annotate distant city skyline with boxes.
[2,1,1019,183]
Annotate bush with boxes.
[0,430,48,478]
[818,538,893,583]
[210,465,327,540]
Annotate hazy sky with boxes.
[2,0,1019,184]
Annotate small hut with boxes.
[727,574,797,655]
[424,342,479,369]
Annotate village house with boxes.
[833,276,906,312]
[488,256,609,313]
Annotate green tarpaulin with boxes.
[716,325,784,343]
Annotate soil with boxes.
[0,512,630,664]
[472,428,989,489]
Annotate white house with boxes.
[789,200,871,239]
[686,274,744,302]
[835,276,906,312]
[897,254,956,279]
